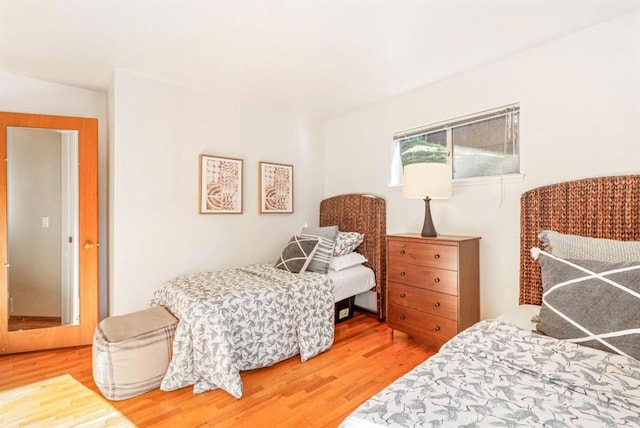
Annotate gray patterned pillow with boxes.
[333,232,364,256]
[274,235,319,273]
[533,247,640,360]
[301,225,339,274]
[538,230,640,262]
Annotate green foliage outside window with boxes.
[398,131,447,166]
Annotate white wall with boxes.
[325,11,640,319]
[109,70,325,315]
[0,71,109,319]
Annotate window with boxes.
[390,104,520,185]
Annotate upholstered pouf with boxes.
[92,306,178,400]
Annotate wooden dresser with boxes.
[386,234,480,346]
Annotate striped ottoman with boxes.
[92,306,178,401]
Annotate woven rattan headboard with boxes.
[520,175,640,305]
[320,194,386,321]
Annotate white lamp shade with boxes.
[402,162,452,199]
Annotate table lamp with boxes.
[402,162,452,237]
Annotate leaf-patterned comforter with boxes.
[340,319,640,427]
[149,264,334,398]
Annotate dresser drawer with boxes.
[387,304,457,343]
[387,262,458,295]
[388,282,458,320]
[388,240,458,270]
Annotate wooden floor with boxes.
[0,312,436,427]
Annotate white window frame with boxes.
[390,104,522,187]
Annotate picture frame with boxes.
[258,161,294,214]
[199,154,243,214]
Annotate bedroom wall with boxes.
[324,11,640,319]
[109,70,325,315]
[0,71,109,319]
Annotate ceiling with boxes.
[1,0,640,119]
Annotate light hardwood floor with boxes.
[0,312,436,427]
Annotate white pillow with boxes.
[329,252,367,271]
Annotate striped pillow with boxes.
[301,226,339,274]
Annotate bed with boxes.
[321,193,387,322]
[340,175,640,427]
[150,193,386,398]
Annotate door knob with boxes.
[84,241,94,249]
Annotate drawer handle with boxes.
[400,314,406,320]
[434,277,440,283]
[434,325,441,331]
[399,249,406,255]
[400,271,406,277]
[399,293,406,298]
[434,301,440,307]
[434,253,440,259]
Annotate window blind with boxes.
[393,104,519,141]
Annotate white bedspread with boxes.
[150,264,334,398]
[340,319,640,427]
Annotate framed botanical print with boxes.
[258,161,293,214]
[199,154,243,214]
